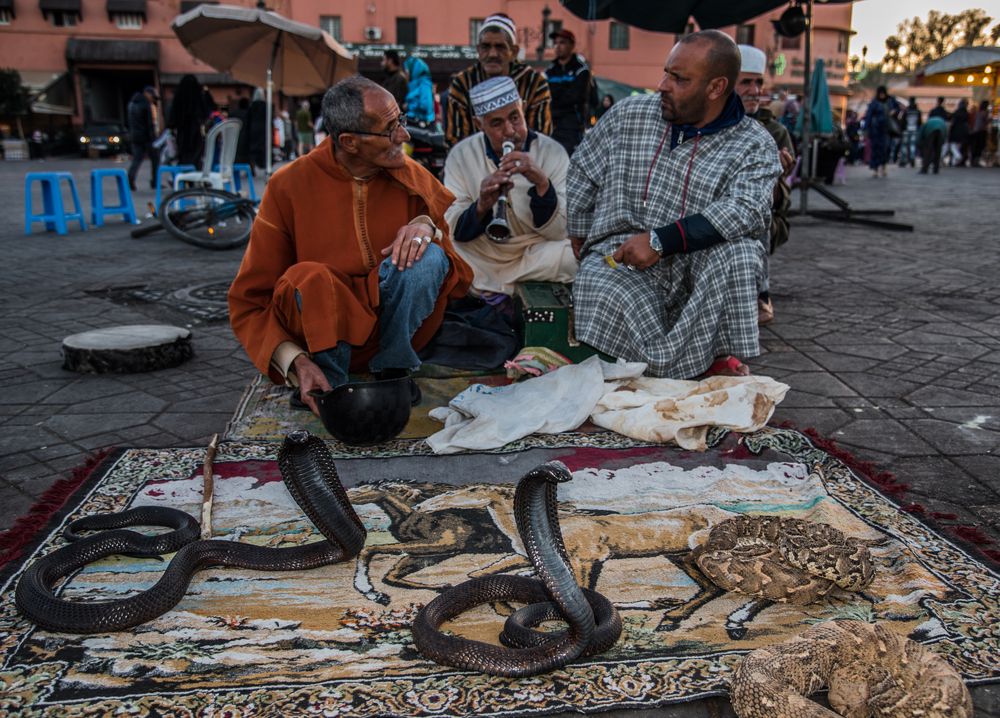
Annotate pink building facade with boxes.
[0,0,853,130]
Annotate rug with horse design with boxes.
[1,428,998,717]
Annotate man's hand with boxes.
[476,170,513,218]
[611,232,661,271]
[292,354,332,416]
[779,148,795,178]
[381,221,435,271]
[569,236,584,260]
[498,150,549,196]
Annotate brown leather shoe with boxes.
[757,298,774,326]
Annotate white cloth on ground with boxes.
[426,356,645,454]
[426,355,789,454]
[590,375,789,451]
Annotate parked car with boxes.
[79,122,129,157]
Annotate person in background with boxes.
[948,99,971,167]
[545,28,596,156]
[231,96,251,167]
[595,93,615,121]
[568,30,780,379]
[845,109,863,164]
[864,86,892,178]
[243,87,268,173]
[446,13,551,146]
[928,96,950,121]
[917,112,947,175]
[127,85,161,192]
[736,44,795,327]
[898,97,921,168]
[280,109,295,160]
[403,56,436,128]
[970,100,990,167]
[168,74,210,166]
[295,100,314,156]
[381,50,409,111]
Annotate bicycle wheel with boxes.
[159,188,255,250]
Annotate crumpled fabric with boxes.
[590,375,789,450]
[426,356,645,454]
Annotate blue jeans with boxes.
[306,243,450,387]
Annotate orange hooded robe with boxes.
[228,138,473,384]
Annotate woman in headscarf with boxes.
[167,74,210,166]
[404,56,436,128]
[864,85,891,177]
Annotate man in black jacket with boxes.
[545,29,596,156]
[127,85,160,192]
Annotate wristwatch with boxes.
[649,231,663,256]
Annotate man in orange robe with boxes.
[228,77,473,414]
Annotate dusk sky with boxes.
[849,1,1000,60]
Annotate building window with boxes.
[837,31,850,54]
[609,21,629,50]
[0,8,12,24]
[544,19,562,48]
[469,18,483,46]
[736,24,755,46]
[319,15,341,41]
[114,12,143,29]
[780,34,801,50]
[50,10,78,26]
[396,17,416,45]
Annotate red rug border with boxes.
[0,447,118,573]
[775,421,1000,569]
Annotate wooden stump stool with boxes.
[62,325,193,374]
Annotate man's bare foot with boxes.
[703,356,750,378]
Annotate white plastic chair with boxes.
[174,119,243,191]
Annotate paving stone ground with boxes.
[1,156,998,715]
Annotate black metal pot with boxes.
[310,377,411,446]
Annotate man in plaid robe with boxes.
[568,30,781,379]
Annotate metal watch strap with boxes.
[649,230,664,255]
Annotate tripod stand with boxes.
[792,0,913,232]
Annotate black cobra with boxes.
[15,431,366,634]
[411,461,622,677]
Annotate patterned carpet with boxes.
[1,428,997,716]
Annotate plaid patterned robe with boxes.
[567,94,781,378]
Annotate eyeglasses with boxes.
[344,115,408,139]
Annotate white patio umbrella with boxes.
[172,3,356,178]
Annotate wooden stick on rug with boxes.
[200,434,219,539]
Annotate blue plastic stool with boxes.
[25,172,87,235]
[231,163,258,200]
[155,164,196,213]
[90,168,137,227]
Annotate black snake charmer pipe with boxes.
[411,461,622,677]
[15,431,366,634]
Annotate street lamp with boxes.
[537,5,551,61]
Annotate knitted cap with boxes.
[480,14,517,45]
[470,76,521,117]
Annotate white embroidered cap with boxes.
[470,76,520,117]
[480,14,517,46]
[738,44,767,75]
